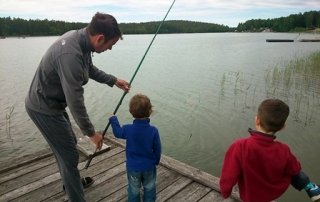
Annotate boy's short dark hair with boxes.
[87,12,122,40]
[257,99,289,133]
[129,94,153,118]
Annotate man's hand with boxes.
[115,78,130,92]
[89,132,103,151]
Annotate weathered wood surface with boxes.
[0,134,240,202]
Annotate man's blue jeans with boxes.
[26,107,85,202]
[127,167,157,202]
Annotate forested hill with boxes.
[237,10,319,32]
[119,20,231,34]
[0,18,232,37]
[0,10,319,37]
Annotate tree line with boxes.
[0,18,87,36]
[0,18,232,37]
[119,20,231,34]
[237,11,320,32]
[0,10,319,37]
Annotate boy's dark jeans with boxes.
[26,107,85,202]
[127,167,157,202]
[292,171,310,191]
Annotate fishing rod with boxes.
[84,0,176,169]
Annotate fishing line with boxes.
[85,0,177,169]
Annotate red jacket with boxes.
[220,129,301,202]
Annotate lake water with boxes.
[1,33,320,201]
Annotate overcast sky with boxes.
[0,0,318,27]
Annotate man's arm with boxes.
[89,65,117,86]
[90,65,130,91]
[57,54,95,136]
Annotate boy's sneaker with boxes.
[306,183,320,202]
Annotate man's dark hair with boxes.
[129,94,153,118]
[257,99,290,133]
[87,12,122,40]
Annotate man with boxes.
[25,12,130,202]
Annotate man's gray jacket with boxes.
[25,28,117,136]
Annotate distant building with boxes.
[262,28,272,32]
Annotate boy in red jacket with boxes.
[220,98,320,202]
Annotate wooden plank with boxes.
[100,185,127,202]
[0,137,121,181]
[0,146,122,196]
[0,172,61,201]
[80,149,125,178]
[86,172,128,201]
[299,39,320,42]
[0,155,56,184]
[17,150,126,202]
[160,154,241,201]
[155,166,181,193]
[87,156,126,184]
[1,134,241,202]
[105,136,240,201]
[6,147,124,201]
[0,162,59,195]
[160,155,220,190]
[14,175,64,202]
[106,136,220,190]
[266,39,294,42]
[79,146,124,170]
[49,163,127,202]
[165,181,211,202]
[198,190,236,202]
[106,136,223,191]
[0,148,52,173]
[157,176,193,202]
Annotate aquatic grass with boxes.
[266,51,320,126]
[233,71,243,108]
[268,51,320,94]
[287,52,320,94]
[283,67,292,91]
[219,72,226,97]
[264,66,281,97]
[215,51,320,126]
[243,83,252,111]
[5,105,14,144]
[252,84,257,106]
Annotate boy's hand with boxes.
[89,132,103,150]
[109,114,117,119]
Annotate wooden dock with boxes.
[298,39,320,42]
[266,39,294,42]
[0,135,240,202]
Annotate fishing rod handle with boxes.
[102,122,111,138]
[85,94,124,169]
[84,155,93,169]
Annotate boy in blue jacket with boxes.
[109,93,161,202]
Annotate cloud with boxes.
[0,0,318,27]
